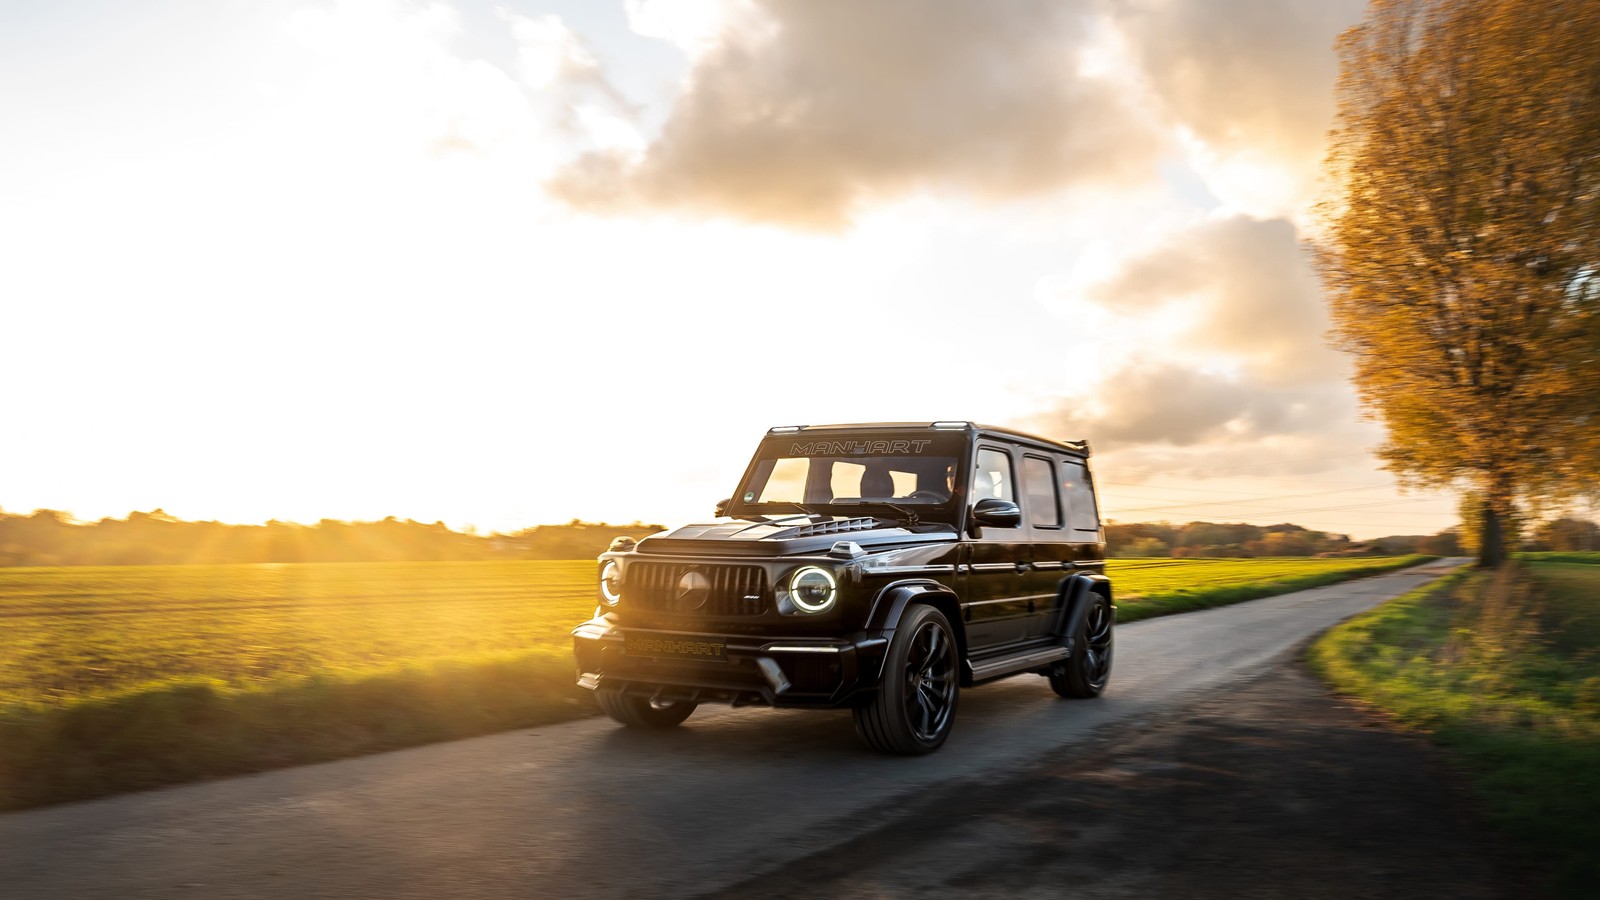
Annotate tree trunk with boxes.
[1478,498,1507,568]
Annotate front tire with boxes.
[854,604,960,754]
[595,691,697,728]
[1050,591,1113,698]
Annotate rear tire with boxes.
[1050,591,1113,699]
[854,604,960,754]
[595,691,697,728]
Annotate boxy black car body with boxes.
[572,422,1114,753]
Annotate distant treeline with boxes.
[1106,515,1600,559]
[0,509,664,567]
[8,508,1591,566]
[1106,521,1464,558]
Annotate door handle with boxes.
[1015,562,1033,573]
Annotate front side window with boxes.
[973,448,1015,502]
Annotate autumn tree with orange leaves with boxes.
[1319,0,1600,567]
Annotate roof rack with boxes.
[768,422,977,434]
[765,422,1090,455]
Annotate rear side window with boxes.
[1022,455,1061,528]
[1062,460,1100,533]
[973,448,1015,502]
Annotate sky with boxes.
[0,0,1470,539]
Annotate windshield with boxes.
[733,433,967,517]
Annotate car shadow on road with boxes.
[589,678,1066,761]
[696,660,1538,900]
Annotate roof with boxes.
[765,421,1090,456]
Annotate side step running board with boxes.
[966,643,1071,685]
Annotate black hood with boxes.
[635,515,957,558]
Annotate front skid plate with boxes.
[573,623,887,708]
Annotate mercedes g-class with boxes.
[571,421,1113,754]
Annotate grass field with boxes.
[0,554,1429,811]
[0,561,598,706]
[1310,554,1600,898]
[0,555,1430,707]
[1109,555,1433,622]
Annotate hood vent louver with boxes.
[778,517,881,539]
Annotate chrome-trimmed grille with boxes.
[627,563,770,616]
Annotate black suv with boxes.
[571,422,1113,754]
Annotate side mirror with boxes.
[970,498,1022,529]
[714,498,731,518]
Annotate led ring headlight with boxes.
[599,560,623,605]
[788,566,837,614]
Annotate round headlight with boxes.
[599,560,623,605]
[788,566,837,614]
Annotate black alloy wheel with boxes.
[596,691,698,728]
[1050,591,1114,698]
[854,604,960,754]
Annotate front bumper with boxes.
[571,619,890,708]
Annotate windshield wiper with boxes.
[844,500,920,527]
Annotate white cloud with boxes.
[550,0,1164,229]
[1026,213,1354,482]
[1106,0,1368,217]
[507,9,641,151]
[625,0,732,57]
[510,12,598,90]
[1073,215,1338,382]
[275,0,529,160]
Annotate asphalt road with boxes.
[0,559,1464,900]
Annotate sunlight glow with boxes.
[0,0,1457,539]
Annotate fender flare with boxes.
[1055,572,1114,646]
[865,580,966,657]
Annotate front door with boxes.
[960,445,1032,653]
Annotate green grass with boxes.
[1110,555,1435,622]
[0,561,598,705]
[0,561,600,810]
[1517,550,1600,566]
[0,555,1432,811]
[1310,557,1600,898]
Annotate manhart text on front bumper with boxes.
[571,621,890,708]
